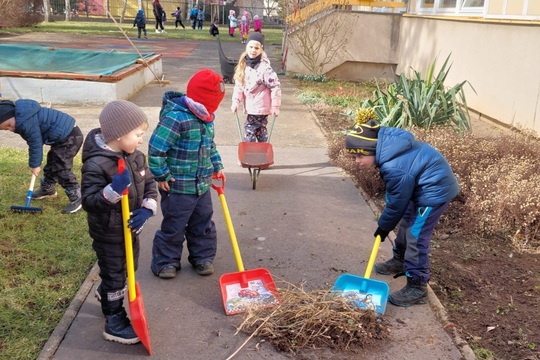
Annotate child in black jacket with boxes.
[81,100,157,344]
[172,7,185,30]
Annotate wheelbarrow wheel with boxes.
[248,168,261,190]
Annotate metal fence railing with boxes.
[48,0,282,26]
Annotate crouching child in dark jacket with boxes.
[345,109,459,307]
[0,99,84,214]
[81,100,158,344]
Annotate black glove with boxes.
[128,208,153,235]
[111,170,131,194]
[374,227,390,242]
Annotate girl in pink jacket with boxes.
[231,32,281,142]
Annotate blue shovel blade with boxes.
[332,274,389,315]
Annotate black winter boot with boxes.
[32,181,57,199]
[62,188,82,214]
[103,309,140,344]
[374,256,404,275]
[388,276,428,307]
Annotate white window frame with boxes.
[414,0,485,16]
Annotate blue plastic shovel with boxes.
[332,235,390,315]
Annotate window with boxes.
[417,0,485,14]
[462,0,484,7]
[441,0,457,8]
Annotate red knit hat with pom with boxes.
[186,69,225,114]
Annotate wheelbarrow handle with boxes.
[211,173,227,195]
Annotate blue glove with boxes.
[111,170,131,194]
[374,227,390,242]
[128,208,153,234]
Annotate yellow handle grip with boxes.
[121,192,137,302]
[364,235,382,279]
[218,193,245,272]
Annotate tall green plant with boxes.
[365,55,474,133]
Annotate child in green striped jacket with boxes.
[148,69,226,280]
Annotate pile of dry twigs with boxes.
[235,285,390,355]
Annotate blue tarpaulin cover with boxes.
[0,44,154,76]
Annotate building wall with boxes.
[397,16,540,133]
[286,11,402,81]
[287,10,540,133]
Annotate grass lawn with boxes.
[0,20,285,46]
[0,149,95,359]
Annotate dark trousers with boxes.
[244,114,269,142]
[137,26,147,38]
[155,17,164,30]
[151,190,217,275]
[42,125,83,191]
[175,19,185,29]
[394,201,450,283]
[93,236,140,315]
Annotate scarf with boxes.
[245,54,262,69]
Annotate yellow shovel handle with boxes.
[118,159,136,302]
[121,193,136,302]
[364,235,382,279]
[217,193,245,272]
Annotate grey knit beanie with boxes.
[247,32,264,47]
[99,100,148,143]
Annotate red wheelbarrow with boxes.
[235,113,276,190]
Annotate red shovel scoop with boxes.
[118,159,152,355]
[212,174,280,315]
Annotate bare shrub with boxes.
[287,0,356,76]
[326,123,540,252]
[414,128,540,252]
[0,0,44,27]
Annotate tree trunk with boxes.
[65,0,71,21]
[43,0,51,22]
[121,0,128,22]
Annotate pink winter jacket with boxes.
[231,54,281,116]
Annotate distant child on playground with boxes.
[148,69,225,280]
[253,14,262,32]
[228,10,237,36]
[231,32,281,142]
[239,14,249,43]
[133,9,148,39]
[209,17,219,36]
[0,99,83,214]
[344,110,459,307]
[172,6,185,30]
[81,100,157,344]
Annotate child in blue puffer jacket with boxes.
[133,9,148,39]
[0,99,83,214]
[345,112,459,307]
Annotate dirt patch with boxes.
[314,108,540,360]
[430,229,540,360]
